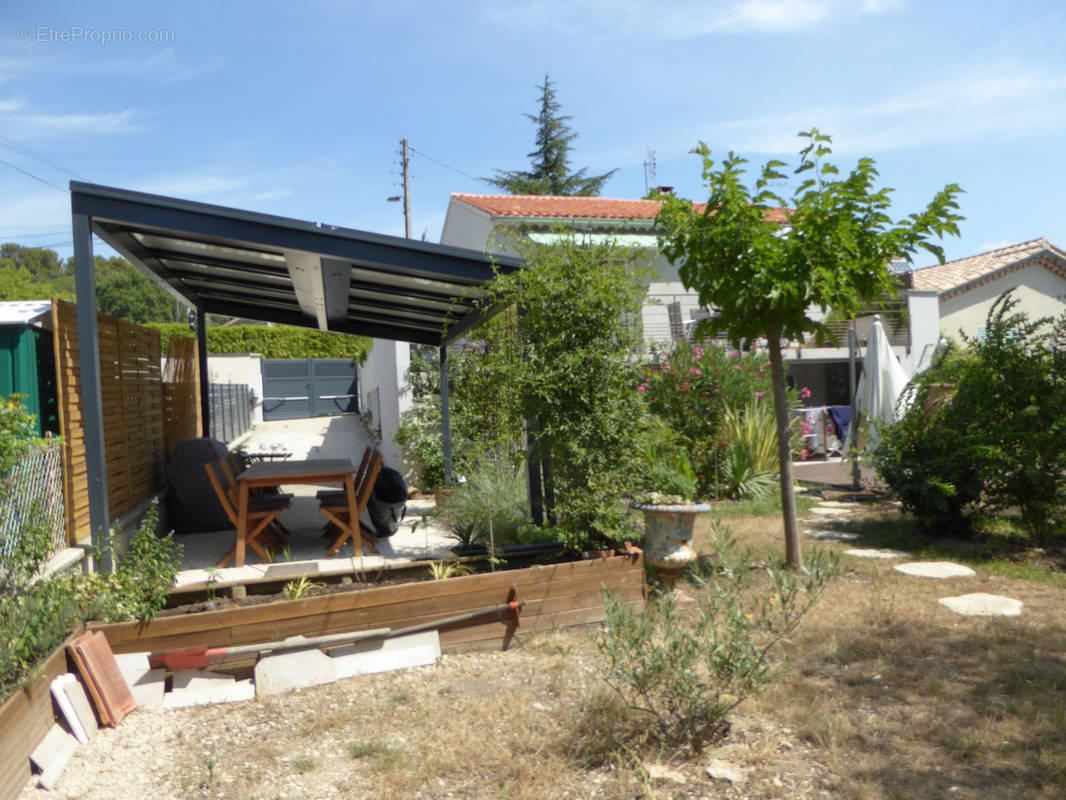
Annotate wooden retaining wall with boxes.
[51,299,166,545]
[94,555,646,661]
[0,625,84,800]
[0,556,643,800]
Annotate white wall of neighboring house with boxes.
[360,337,412,474]
[440,201,496,256]
[905,291,940,375]
[937,264,1066,341]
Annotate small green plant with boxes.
[282,575,323,601]
[428,560,474,581]
[292,755,316,774]
[203,567,221,601]
[592,521,836,755]
[347,738,403,768]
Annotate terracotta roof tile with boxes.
[451,193,788,224]
[909,238,1065,294]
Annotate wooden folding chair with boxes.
[318,449,382,557]
[217,457,293,544]
[316,446,373,503]
[205,460,291,568]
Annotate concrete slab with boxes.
[114,652,166,707]
[330,630,440,679]
[809,505,855,516]
[894,562,976,579]
[51,674,97,744]
[938,593,1023,617]
[164,670,237,709]
[254,648,337,696]
[30,724,78,790]
[843,548,908,559]
[804,529,860,541]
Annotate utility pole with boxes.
[401,138,411,240]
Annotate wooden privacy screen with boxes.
[51,299,166,545]
[162,335,201,455]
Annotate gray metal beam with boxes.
[196,305,209,436]
[284,250,330,330]
[71,213,112,572]
[440,345,452,486]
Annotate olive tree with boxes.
[657,130,963,568]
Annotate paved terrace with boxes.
[171,414,454,592]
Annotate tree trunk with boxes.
[766,327,802,569]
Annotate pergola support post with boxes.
[72,212,113,572]
[439,345,453,486]
[196,305,210,438]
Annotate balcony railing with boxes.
[639,294,909,352]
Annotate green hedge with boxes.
[149,323,372,362]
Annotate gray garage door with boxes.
[262,358,359,421]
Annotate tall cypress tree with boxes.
[488,75,616,196]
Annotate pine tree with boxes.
[487,74,616,196]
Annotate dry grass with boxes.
[33,502,1066,800]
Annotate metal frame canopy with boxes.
[70,181,521,346]
[69,182,522,570]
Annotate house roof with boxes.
[70,183,523,346]
[909,238,1066,298]
[451,193,789,225]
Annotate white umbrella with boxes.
[851,315,910,448]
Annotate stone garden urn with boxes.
[631,498,710,585]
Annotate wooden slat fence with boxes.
[51,299,166,545]
[162,335,201,455]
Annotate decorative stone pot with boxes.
[632,501,710,584]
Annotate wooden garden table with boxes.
[235,458,358,567]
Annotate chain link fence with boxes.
[0,438,66,559]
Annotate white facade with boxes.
[206,354,265,426]
[359,337,412,475]
[938,262,1066,341]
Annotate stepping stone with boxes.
[939,593,1023,617]
[330,631,440,679]
[843,548,908,559]
[894,562,976,579]
[31,724,79,790]
[255,648,337,696]
[706,759,749,785]
[804,529,860,541]
[811,505,854,516]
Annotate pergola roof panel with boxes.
[71,182,521,346]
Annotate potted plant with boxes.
[632,453,708,585]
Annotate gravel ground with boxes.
[21,632,835,800]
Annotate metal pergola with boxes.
[70,182,522,565]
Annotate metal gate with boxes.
[261,358,359,421]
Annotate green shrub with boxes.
[592,521,835,756]
[641,342,789,497]
[151,323,371,362]
[437,461,529,549]
[872,292,1066,542]
[0,394,43,477]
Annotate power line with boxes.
[408,145,492,187]
[0,157,68,192]
[0,133,88,182]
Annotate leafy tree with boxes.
[0,244,64,281]
[477,231,652,547]
[487,74,616,196]
[657,130,963,568]
[94,256,175,324]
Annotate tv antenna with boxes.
[643,148,656,195]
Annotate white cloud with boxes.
[18,109,142,135]
[132,175,248,198]
[664,67,1066,156]
[479,0,904,39]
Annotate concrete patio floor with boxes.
[171,414,455,591]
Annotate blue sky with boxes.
[0,0,1064,265]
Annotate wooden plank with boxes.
[0,625,84,800]
[94,558,645,656]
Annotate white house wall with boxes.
[205,354,265,426]
[360,337,412,475]
[938,263,1066,341]
[440,202,496,254]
